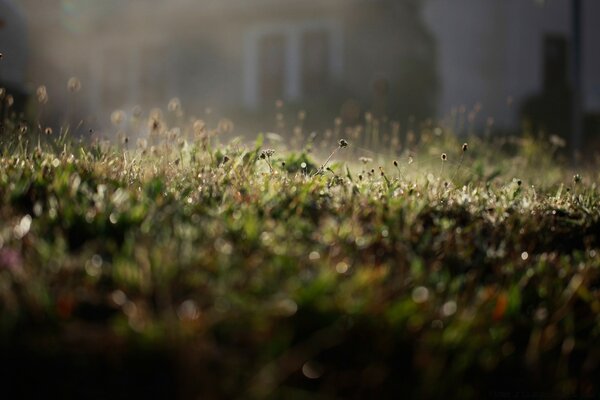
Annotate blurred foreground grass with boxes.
[0,114,599,399]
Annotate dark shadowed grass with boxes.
[0,112,599,399]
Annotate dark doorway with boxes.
[259,34,286,104]
[543,34,568,92]
[302,30,330,97]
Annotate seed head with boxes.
[441,153,447,161]
[462,143,468,152]
[36,86,48,104]
[260,149,275,159]
[149,118,160,132]
[217,118,234,134]
[223,155,230,164]
[393,160,398,167]
[339,139,348,148]
[359,157,372,164]
[192,120,205,136]
[67,77,81,93]
[573,174,582,184]
[167,98,181,113]
[44,127,53,135]
[111,110,125,126]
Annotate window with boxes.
[302,30,330,97]
[243,19,343,109]
[543,34,568,92]
[259,34,286,103]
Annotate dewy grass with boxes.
[0,99,599,398]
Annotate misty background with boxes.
[1,0,600,150]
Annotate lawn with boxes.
[0,113,599,399]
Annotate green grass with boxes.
[0,116,599,399]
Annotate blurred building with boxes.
[14,0,437,126]
[0,0,28,107]
[6,0,600,135]
[424,0,600,135]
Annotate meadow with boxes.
[0,100,599,399]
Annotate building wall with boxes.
[424,0,600,129]
[582,1,600,111]
[0,0,28,89]
[14,0,600,131]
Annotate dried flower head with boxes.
[193,120,206,136]
[339,139,348,148]
[44,127,53,136]
[462,143,468,152]
[36,86,48,104]
[550,134,566,148]
[441,153,447,161]
[393,160,398,167]
[149,118,161,132]
[132,105,143,118]
[168,98,181,113]
[67,77,81,93]
[111,110,125,126]
[260,149,275,159]
[573,174,582,184]
[217,118,234,134]
[359,157,372,164]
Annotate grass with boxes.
[0,108,599,399]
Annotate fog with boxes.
[2,0,600,147]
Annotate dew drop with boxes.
[412,286,429,304]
